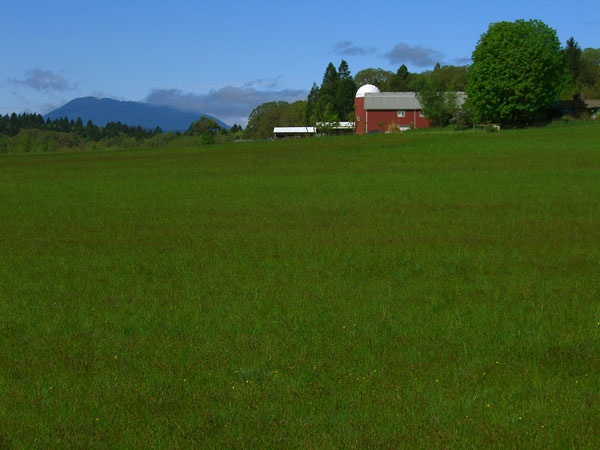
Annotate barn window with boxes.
[419,111,425,117]
[397,110,406,118]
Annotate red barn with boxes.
[354,84,432,134]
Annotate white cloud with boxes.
[145,84,308,127]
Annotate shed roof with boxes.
[273,127,316,134]
[585,99,600,109]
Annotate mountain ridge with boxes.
[44,97,228,132]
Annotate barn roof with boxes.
[364,92,422,110]
[363,92,466,111]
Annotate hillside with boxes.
[44,97,228,132]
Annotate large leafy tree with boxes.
[187,116,221,135]
[245,101,307,139]
[187,116,222,143]
[432,64,467,91]
[354,68,394,90]
[245,101,286,139]
[413,70,460,127]
[466,19,567,126]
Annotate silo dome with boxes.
[356,84,380,98]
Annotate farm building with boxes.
[546,96,600,120]
[354,85,428,134]
[316,121,355,135]
[273,126,317,139]
[354,84,466,134]
[273,122,355,139]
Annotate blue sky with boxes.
[1,0,598,126]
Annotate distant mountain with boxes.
[44,97,228,132]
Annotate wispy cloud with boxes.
[332,41,377,56]
[9,68,76,92]
[242,76,284,90]
[454,56,472,66]
[145,83,308,126]
[384,43,444,68]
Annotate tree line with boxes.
[0,113,163,140]
[246,19,600,138]
[0,112,244,153]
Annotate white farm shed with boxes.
[273,126,317,139]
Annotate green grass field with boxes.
[1,122,599,448]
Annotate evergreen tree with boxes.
[9,113,20,136]
[306,60,358,124]
[338,60,351,79]
[387,65,412,91]
[305,83,320,124]
[84,120,100,140]
[564,37,583,95]
[336,77,357,121]
[334,60,356,121]
[230,124,243,134]
[319,62,340,118]
[73,117,84,136]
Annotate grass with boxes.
[1,121,600,448]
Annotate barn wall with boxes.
[362,110,432,133]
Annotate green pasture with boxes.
[1,122,599,448]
